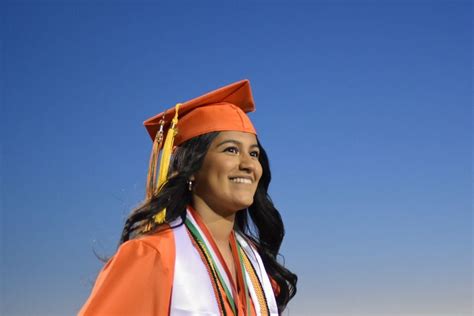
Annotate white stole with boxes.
[169,209,279,315]
[170,218,219,315]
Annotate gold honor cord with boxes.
[185,218,243,315]
[239,247,270,315]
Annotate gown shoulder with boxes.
[78,228,175,316]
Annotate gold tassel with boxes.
[145,117,165,200]
[153,103,181,224]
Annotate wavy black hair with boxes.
[120,132,297,312]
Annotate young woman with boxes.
[79,80,297,315]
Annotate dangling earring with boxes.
[188,180,194,191]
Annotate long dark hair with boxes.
[120,132,297,312]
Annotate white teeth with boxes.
[230,178,252,184]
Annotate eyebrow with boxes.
[216,139,259,149]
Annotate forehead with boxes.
[211,131,258,146]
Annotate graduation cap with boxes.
[143,79,257,223]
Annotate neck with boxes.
[191,195,236,248]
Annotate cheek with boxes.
[213,158,236,174]
[201,160,234,185]
[255,164,263,183]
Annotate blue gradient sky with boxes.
[1,1,472,315]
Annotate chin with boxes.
[231,197,254,211]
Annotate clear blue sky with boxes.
[1,1,471,315]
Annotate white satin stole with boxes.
[169,210,279,316]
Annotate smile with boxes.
[229,177,252,184]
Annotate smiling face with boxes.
[190,131,263,216]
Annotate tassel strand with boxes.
[145,117,165,200]
[153,103,181,224]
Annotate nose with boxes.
[239,152,256,173]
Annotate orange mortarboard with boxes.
[142,79,258,224]
[143,79,256,146]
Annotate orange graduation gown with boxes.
[78,226,265,315]
[79,228,175,315]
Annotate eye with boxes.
[250,150,260,158]
[224,146,239,154]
